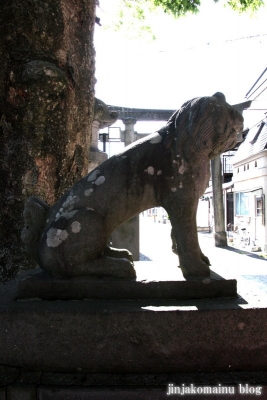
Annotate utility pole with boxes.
[211,156,227,246]
[211,94,251,247]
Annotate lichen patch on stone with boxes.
[46,228,68,247]
[157,170,162,176]
[171,187,177,192]
[88,169,100,182]
[62,195,79,211]
[179,182,183,188]
[84,188,94,197]
[95,176,105,185]
[179,160,187,174]
[145,166,154,175]
[61,210,79,220]
[71,221,81,233]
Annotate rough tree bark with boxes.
[0,0,96,283]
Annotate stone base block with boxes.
[37,386,266,400]
[1,299,267,374]
[7,384,36,400]
[17,267,237,301]
[37,387,167,400]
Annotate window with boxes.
[235,192,250,216]
[256,197,262,217]
[255,161,258,167]
[256,195,265,225]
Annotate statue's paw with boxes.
[108,257,136,278]
[104,246,133,262]
[76,256,136,279]
[201,252,211,266]
[180,260,210,280]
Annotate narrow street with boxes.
[139,215,267,306]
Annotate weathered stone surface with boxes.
[0,387,6,400]
[37,371,267,386]
[17,268,237,301]
[1,298,267,374]
[16,370,41,385]
[36,385,267,399]
[41,372,87,386]
[0,365,20,386]
[7,384,36,400]
[38,386,167,400]
[21,95,244,280]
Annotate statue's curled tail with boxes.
[21,196,50,262]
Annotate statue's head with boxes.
[159,94,244,162]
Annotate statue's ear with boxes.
[212,92,226,102]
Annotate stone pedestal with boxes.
[1,260,267,398]
[0,277,266,376]
[17,266,237,301]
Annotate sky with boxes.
[94,0,267,145]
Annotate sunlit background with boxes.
[94,0,267,154]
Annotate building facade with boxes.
[232,121,267,251]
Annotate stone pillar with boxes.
[112,117,139,260]
[122,117,137,146]
[211,156,227,247]
[88,98,118,172]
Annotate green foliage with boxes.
[226,0,264,13]
[104,0,265,40]
[150,0,264,16]
[117,0,264,20]
[105,0,158,40]
[152,0,201,17]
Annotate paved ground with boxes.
[139,216,267,309]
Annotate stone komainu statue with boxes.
[21,94,243,279]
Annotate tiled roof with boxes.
[232,120,267,164]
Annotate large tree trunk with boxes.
[0,0,96,283]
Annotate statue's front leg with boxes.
[171,228,210,266]
[168,209,210,279]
